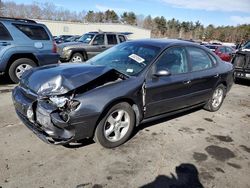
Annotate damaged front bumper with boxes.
[12,86,76,145]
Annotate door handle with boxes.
[0,42,11,46]
[214,73,219,78]
[183,80,191,84]
[100,46,106,49]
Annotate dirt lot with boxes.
[0,77,250,188]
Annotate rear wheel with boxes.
[70,53,84,63]
[204,84,226,112]
[94,102,135,148]
[8,58,36,83]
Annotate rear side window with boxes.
[219,47,226,53]
[118,35,126,43]
[208,53,218,65]
[107,34,118,45]
[226,47,233,53]
[187,47,213,71]
[13,24,50,40]
[0,23,12,40]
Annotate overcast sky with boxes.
[4,0,250,26]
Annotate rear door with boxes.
[0,22,13,61]
[186,47,219,106]
[13,23,52,53]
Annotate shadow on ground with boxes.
[62,107,202,149]
[63,138,95,149]
[0,75,12,85]
[140,163,204,188]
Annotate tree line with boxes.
[0,1,249,43]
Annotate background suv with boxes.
[57,32,128,62]
[0,17,59,83]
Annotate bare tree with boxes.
[0,0,3,16]
[1,1,249,42]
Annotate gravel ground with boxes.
[0,78,249,188]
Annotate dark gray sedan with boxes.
[12,39,234,148]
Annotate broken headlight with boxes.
[49,96,68,108]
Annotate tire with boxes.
[8,58,36,83]
[204,84,226,112]
[70,53,84,63]
[94,102,135,148]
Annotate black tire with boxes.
[94,102,135,148]
[204,84,226,112]
[8,58,36,83]
[70,53,84,63]
[234,77,240,84]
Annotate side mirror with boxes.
[153,69,171,77]
[92,41,98,45]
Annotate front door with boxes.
[88,34,105,58]
[145,46,192,118]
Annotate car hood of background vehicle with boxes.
[21,63,117,96]
[58,42,88,49]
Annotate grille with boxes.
[233,54,245,68]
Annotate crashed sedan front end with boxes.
[13,87,76,144]
[12,64,130,144]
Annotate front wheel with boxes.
[70,53,84,63]
[204,84,226,112]
[94,102,135,148]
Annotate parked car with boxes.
[12,39,234,148]
[205,44,220,52]
[214,46,235,62]
[54,35,73,44]
[0,17,59,83]
[57,32,128,62]
[232,50,250,81]
[64,35,81,43]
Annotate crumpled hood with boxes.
[21,63,115,96]
[58,42,88,49]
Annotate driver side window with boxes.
[155,47,188,74]
[93,34,104,45]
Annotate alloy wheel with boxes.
[15,64,33,79]
[104,109,130,142]
[212,88,224,108]
[71,56,83,62]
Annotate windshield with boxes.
[78,33,95,44]
[87,42,161,76]
[243,41,250,50]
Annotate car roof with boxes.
[0,17,36,24]
[0,17,47,28]
[87,31,127,35]
[126,39,202,49]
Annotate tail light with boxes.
[52,40,57,53]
